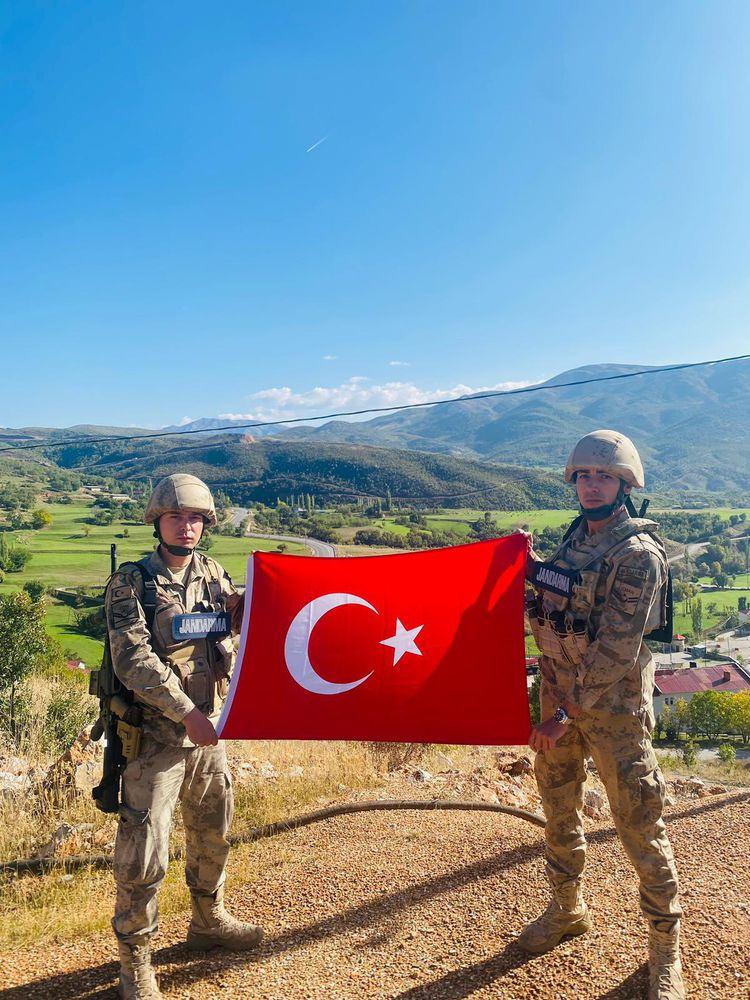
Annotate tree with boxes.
[690,597,703,636]
[688,690,733,740]
[30,508,53,529]
[729,692,750,745]
[0,591,49,739]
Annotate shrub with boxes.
[12,674,96,756]
[681,739,698,767]
[717,743,737,765]
[22,580,47,603]
[73,606,107,639]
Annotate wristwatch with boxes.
[553,705,570,725]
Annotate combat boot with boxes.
[516,886,591,954]
[186,887,264,951]
[118,939,162,999]
[648,924,685,999]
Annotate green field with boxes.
[673,587,750,639]
[0,501,306,660]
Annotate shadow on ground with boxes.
[1,790,745,1000]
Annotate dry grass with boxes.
[0,738,382,948]
[3,730,740,951]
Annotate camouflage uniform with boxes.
[106,547,238,943]
[528,508,682,934]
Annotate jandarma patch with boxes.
[172,612,231,640]
[531,561,579,598]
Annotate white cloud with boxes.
[176,415,194,426]
[322,354,338,361]
[388,360,410,367]
[216,376,538,425]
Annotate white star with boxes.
[380,619,424,666]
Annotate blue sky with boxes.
[2,2,750,429]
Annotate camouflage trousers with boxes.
[535,705,681,932]
[112,737,233,943]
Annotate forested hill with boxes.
[3,359,748,499]
[273,360,750,494]
[36,436,569,509]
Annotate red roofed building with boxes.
[654,662,750,715]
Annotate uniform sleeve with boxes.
[105,569,195,723]
[571,546,664,713]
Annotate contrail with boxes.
[306,136,328,153]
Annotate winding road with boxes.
[229,507,336,558]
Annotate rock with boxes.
[0,755,31,776]
[684,777,706,796]
[0,770,30,796]
[43,726,103,795]
[504,756,533,777]
[286,765,304,779]
[708,784,728,795]
[410,768,433,783]
[233,760,279,784]
[35,821,110,859]
[583,788,609,820]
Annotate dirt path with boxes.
[1,788,748,999]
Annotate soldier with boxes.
[519,431,684,1000]
[105,474,263,999]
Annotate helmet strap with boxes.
[153,516,200,557]
[578,480,628,522]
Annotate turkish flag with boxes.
[217,535,530,745]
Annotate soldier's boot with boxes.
[648,924,685,1000]
[118,939,162,1000]
[516,885,591,954]
[186,887,264,952]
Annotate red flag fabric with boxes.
[217,535,530,745]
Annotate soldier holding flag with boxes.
[520,431,684,1000]
[104,475,262,999]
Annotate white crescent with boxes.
[284,592,378,696]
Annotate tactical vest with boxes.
[120,555,233,717]
[527,517,671,667]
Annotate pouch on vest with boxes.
[168,646,215,715]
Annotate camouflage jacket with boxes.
[105,548,239,747]
[529,509,668,719]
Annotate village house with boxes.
[653,661,750,716]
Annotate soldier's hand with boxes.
[183,707,219,746]
[529,717,567,753]
[225,592,245,634]
[513,529,539,581]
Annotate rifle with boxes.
[89,641,143,813]
[89,560,156,813]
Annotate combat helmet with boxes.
[564,430,644,521]
[145,474,217,528]
[564,429,644,488]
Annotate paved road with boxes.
[229,507,336,558]
[668,541,709,564]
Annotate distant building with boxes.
[653,662,750,716]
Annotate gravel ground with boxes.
[1,786,748,1000]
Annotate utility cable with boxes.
[2,352,749,455]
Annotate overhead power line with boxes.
[2,352,749,455]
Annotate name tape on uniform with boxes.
[172,612,231,640]
[530,561,580,599]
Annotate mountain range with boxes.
[168,360,750,495]
[2,360,748,499]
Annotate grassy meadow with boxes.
[0,500,306,662]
